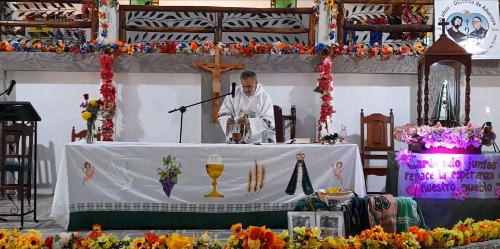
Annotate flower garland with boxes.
[314,56,335,141]
[313,0,339,41]
[98,52,116,141]
[2,218,500,248]
[0,40,427,59]
[95,0,119,42]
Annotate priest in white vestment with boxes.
[218,70,276,143]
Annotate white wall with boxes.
[8,71,500,194]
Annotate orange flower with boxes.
[92,224,102,231]
[5,45,13,52]
[278,43,286,50]
[116,41,124,47]
[408,226,420,234]
[231,223,243,234]
[249,41,257,48]
[247,226,264,240]
[190,42,198,51]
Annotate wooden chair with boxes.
[273,105,296,143]
[360,109,394,194]
[0,123,35,202]
[71,126,102,142]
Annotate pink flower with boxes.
[395,149,413,166]
[453,187,468,201]
[406,181,422,197]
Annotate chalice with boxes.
[205,154,224,198]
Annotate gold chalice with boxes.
[205,154,224,198]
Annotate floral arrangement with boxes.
[80,93,103,143]
[394,122,484,150]
[0,218,493,249]
[0,40,427,60]
[314,56,335,141]
[0,218,496,249]
[314,0,339,41]
[98,52,117,141]
[157,155,182,198]
[227,223,287,249]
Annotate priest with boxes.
[218,70,276,143]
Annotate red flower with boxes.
[144,232,159,244]
[83,93,89,100]
[44,236,54,249]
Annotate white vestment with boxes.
[218,83,276,143]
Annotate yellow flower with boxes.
[0,228,8,240]
[82,111,91,120]
[90,99,98,107]
[420,7,426,15]
[414,44,425,51]
[132,237,146,249]
[166,233,193,249]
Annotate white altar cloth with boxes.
[51,142,366,229]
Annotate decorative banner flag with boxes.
[434,0,500,59]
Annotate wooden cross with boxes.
[191,46,245,122]
[438,18,449,36]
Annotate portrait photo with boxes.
[287,211,316,239]
[315,211,345,238]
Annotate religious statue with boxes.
[200,64,240,94]
[430,80,458,127]
[191,46,245,122]
[285,153,314,196]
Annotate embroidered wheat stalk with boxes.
[246,170,253,196]
[257,166,266,194]
[253,160,259,193]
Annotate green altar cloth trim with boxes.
[68,211,288,230]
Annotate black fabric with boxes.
[293,197,329,211]
[285,159,314,196]
[345,195,371,236]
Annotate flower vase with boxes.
[86,122,95,144]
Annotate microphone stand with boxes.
[169,91,233,143]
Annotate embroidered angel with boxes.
[83,162,94,185]
[332,162,344,185]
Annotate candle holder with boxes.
[482,122,499,153]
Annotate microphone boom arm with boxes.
[168,87,234,143]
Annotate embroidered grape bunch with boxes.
[157,155,182,198]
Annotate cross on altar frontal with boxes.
[191,46,245,122]
[438,18,449,36]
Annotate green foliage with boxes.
[157,154,182,181]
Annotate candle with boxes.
[486,107,492,122]
[326,116,331,133]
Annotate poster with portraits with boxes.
[435,0,500,59]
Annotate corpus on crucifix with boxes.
[191,46,245,122]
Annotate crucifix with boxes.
[438,18,449,36]
[191,46,245,122]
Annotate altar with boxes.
[51,142,366,230]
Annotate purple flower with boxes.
[453,187,468,201]
[496,187,500,198]
[395,149,413,166]
[406,181,422,197]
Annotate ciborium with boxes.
[205,154,224,198]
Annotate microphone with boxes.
[231,82,236,98]
[6,80,16,96]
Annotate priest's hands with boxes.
[238,117,250,126]
[227,118,235,127]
